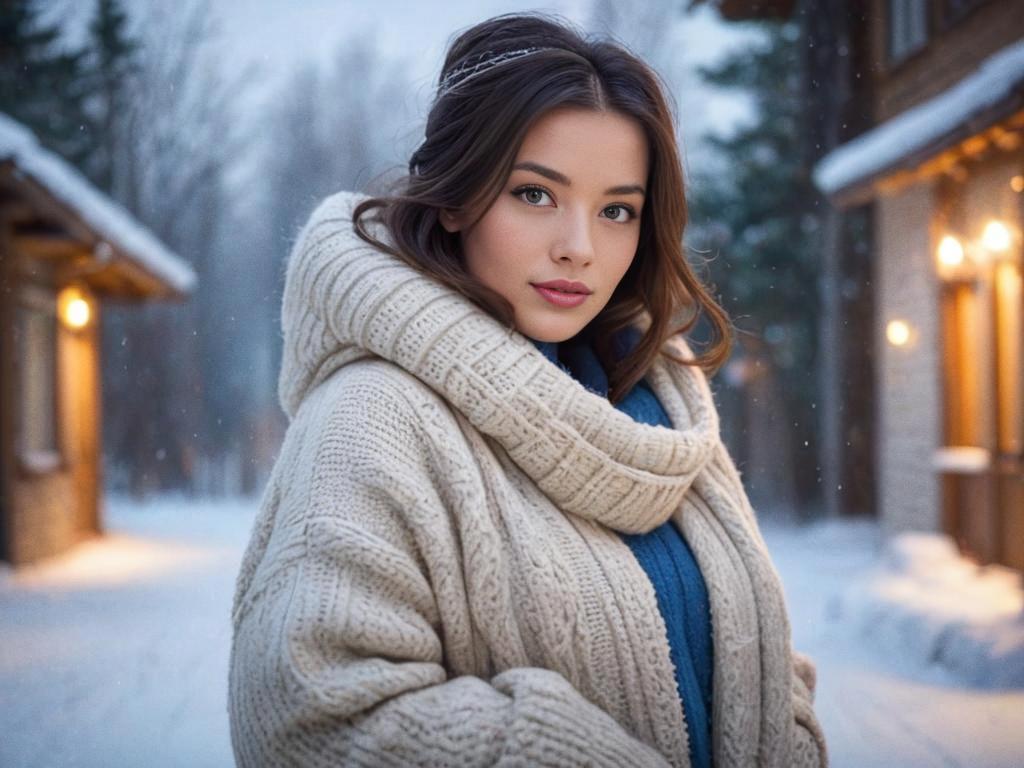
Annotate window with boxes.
[994,258,1022,455]
[888,0,929,64]
[939,279,986,448]
[935,166,1024,569]
[15,285,61,471]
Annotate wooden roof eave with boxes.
[0,162,191,303]
[821,93,1024,210]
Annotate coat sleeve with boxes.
[789,650,829,767]
[703,440,829,768]
[228,369,674,768]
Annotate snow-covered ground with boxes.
[1,495,1022,767]
[762,518,1024,768]
[0,494,250,768]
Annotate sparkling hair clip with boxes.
[437,45,555,99]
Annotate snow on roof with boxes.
[813,38,1024,197]
[0,112,196,294]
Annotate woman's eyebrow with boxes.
[512,161,645,196]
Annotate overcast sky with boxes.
[43,0,763,178]
[205,0,762,155]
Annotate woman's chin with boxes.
[515,314,588,344]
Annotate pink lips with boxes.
[531,279,592,308]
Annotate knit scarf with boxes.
[532,333,715,768]
[278,189,804,766]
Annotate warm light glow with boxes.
[981,220,1012,252]
[64,298,90,328]
[58,286,92,330]
[936,234,974,281]
[5,532,216,590]
[937,235,965,267]
[886,319,911,346]
[1011,175,1024,193]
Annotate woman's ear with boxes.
[439,209,462,233]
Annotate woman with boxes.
[228,11,828,768]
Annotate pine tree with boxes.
[687,18,823,515]
[0,0,93,165]
[82,0,140,195]
[690,19,820,357]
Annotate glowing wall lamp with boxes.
[886,318,914,347]
[981,219,1013,254]
[935,233,980,282]
[937,237,966,274]
[59,286,92,331]
[936,220,1020,283]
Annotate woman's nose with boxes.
[551,211,594,266]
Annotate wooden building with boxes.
[701,0,1023,567]
[813,1,1024,568]
[0,113,196,567]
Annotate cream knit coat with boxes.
[228,189,829,768]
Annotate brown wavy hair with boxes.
[352,11,733,404]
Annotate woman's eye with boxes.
[603,205,636,223]
[513,186,553,206]
[512,186,636,223]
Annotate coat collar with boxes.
[278,189,722,535]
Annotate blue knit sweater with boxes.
[530,328,714,768]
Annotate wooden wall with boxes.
[0,216,103,566]
[870,0,1024,122]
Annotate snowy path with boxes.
[762,519,1024,768]
[1,496,1021,767]
[0,495,250,768]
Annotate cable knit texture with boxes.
[531,333,714,768]
[228,189,829,767]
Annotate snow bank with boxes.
[0,112,195,294]
[813,39,1024,196]
[836,530,1024,688]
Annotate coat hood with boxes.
[277,189,723,535]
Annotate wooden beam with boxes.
[11,232,90,261]
[829,107,1024,207]
[0,165,190,302]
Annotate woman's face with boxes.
[440,106,649,342]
